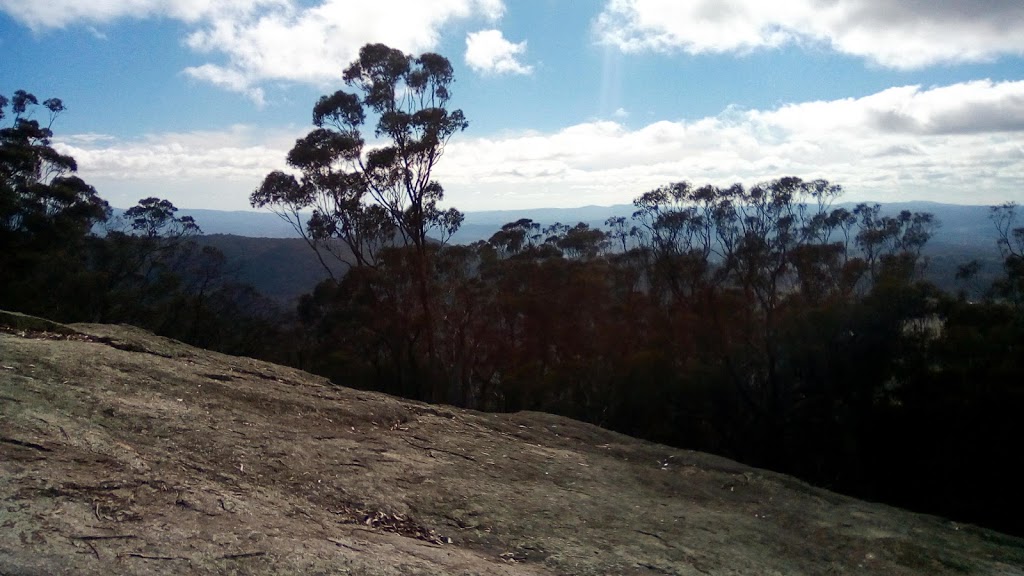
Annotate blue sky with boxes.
[2,0,1023,211]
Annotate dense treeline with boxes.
[1,91,290,362]
[5,40,1024,542]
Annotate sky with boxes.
[2,0,1024,212]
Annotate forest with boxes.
[3,44,1024,539]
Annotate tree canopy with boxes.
[251,43,467,270]
[1,90,288,361]
[1,91,109,253]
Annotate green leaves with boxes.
[287,128,363,171]
[343,44,410,111]
[250,171,304,209]
[313,91,364,129]
[123,197,199,239]
[1,91,108,241]
[254,43,467,270]
[11,90,38,116]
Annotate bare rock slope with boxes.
[1,311,1022,575]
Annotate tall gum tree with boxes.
[252,43,468,402]
[1,90,110,312]
[1,90,109,250]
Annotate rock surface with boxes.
[1,311,1023,575]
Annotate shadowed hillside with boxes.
[194,235,351,304]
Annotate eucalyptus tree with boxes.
[1,90,110,313]
[852,203,936,285]
[252,44,466,268]
[487,218,541,258]
[1,90,109,250]
[631,181,728,300]
[252,44,469,401]
[992,202,1024,259]
[990,202,1024,304]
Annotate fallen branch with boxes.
[71,534,137,541]
[555,483,588,496]
[62,480,142,493]
[327,537,365,552]
[120,553,186,561]
[0,437,50,452]
[220,551,266,560]
[635,529,675,548]
[83,540,100,559]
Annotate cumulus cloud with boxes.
[595,0,1024,68]
[183,64,266,106]
[1,0,505,98]
[465,29,533,75]
[53,125,305,210]
[0,0,283,30]
[751,80,1024,136]
[182,0,504,86]
[436,79,1024,208]
[55,80,1024,211]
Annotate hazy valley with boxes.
[158,202,1008,305]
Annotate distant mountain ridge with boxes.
[108,208,303,239]
[107,202,1008,305]
[122,201,1006,248]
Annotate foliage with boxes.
[251,43,467,269]
[990,202,1024,305]
[1,91,109,313]
[121,196,200,238]
[0,90,290,362]
[253,43,469,401]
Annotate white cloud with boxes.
[1,0,504,97]
[595,0,1024,68]
[0,0,284,30]
[183,64,266,106]
[53,125,305,210]
[465,29,532,75]
[85,26,108,40]
[435,79,1024,208]
[182,0,504,86]
[55,80,1024,211]
[748,80,1024,137]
